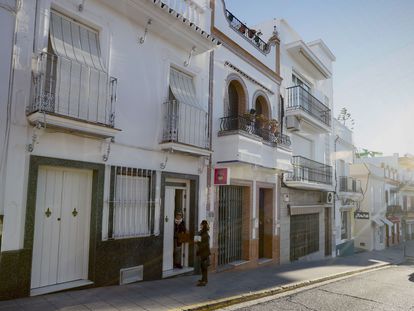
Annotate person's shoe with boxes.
[196,281,207,286]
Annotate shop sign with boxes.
[214,167,230,185]
[354,211,370,219]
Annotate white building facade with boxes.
[0,0,220,299]
[258,19,336,263]
[209,0,291,270]
[332,119,362,256]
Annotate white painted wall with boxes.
[1,0,212,251]
[0,0,17,220]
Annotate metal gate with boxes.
[290,213,319,261]
[218,186,243,266]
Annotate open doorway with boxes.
[162,182,193,278]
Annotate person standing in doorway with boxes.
[196,220,210,286]
[174,211,186,269]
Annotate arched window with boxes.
[227,80,247,117]
[254,95,270,119]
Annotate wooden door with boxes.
[31,166,92,289]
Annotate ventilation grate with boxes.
[119,265,143,285]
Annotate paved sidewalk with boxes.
[0,243,409,311]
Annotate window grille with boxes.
[109,166,156,238]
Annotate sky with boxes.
[224,0,414,156]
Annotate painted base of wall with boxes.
[336,240,355,257]
[0,249,31,300]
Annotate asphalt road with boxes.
[227,260,414,311]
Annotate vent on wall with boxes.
[120,265,143,285]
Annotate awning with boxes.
[50,11,106,72]
[381,218,393,227]
[169,68,204,110]
[371,218,383,226]
[388,216,400,223]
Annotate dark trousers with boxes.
[200,258,209,282]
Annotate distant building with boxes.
[333,119,363,256]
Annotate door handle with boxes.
[72,208,78,217]
[165,216,169,222]
[45,208,52,218]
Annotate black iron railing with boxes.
[225,9,270,54]
[286,156,332,185]
[219,115,291,147]
[162,100,209,149]
[339,176,362,193]
[286,85,331,127]
[28,52,117,127]
[387,205,403,215]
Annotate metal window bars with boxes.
[109,166,157,239]
[286,85,331,127]
[286,156,332,185]
[339,176,362,193]
[28,52,117,127]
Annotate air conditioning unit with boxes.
[286,115,301,131]
[324,191,334,204]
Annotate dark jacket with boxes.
[174,220,186,246]
[197,230,211,259]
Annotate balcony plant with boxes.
[255,114,267,129]
[248,29,256,39]
[267,119,279,134]
[228,12,234,22]
[239,24,247,34]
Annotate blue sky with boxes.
[224,0,414,156]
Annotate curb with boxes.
[174,262,393,311]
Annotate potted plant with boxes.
[239,23,247,34]
[255,114,267,129]
[267,119,279,134]
[228,12,234,22]
[248,29,256,38]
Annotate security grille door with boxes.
[218,186,243,266]
[290,213,319,261]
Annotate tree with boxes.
[337,107,355,129]
[356,148,383,158]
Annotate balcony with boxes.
[215,115,292,171]
[225,9,270,54]
[338,176,363,201]
[387,205,403,216]
[285,156,333,190]
[219,115,291,149]
[160,100,210,157]
[286,85,331,133]
[27,52,119,138]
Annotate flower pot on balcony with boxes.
[228,13,234,22]
[239,24,247,34]
[248,29,256,38]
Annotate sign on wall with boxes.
[214,167,230,185]
[354,211,370,219]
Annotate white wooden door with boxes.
[31,166,92,289]
[162,187,175,271]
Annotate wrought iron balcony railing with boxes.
[28,52,117,127]
[219,115,291,148]
[286,85,331,127]
[225,9,270,54]
[286,156,332,185]
[339,176,362,193]
[162,100,209,149]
